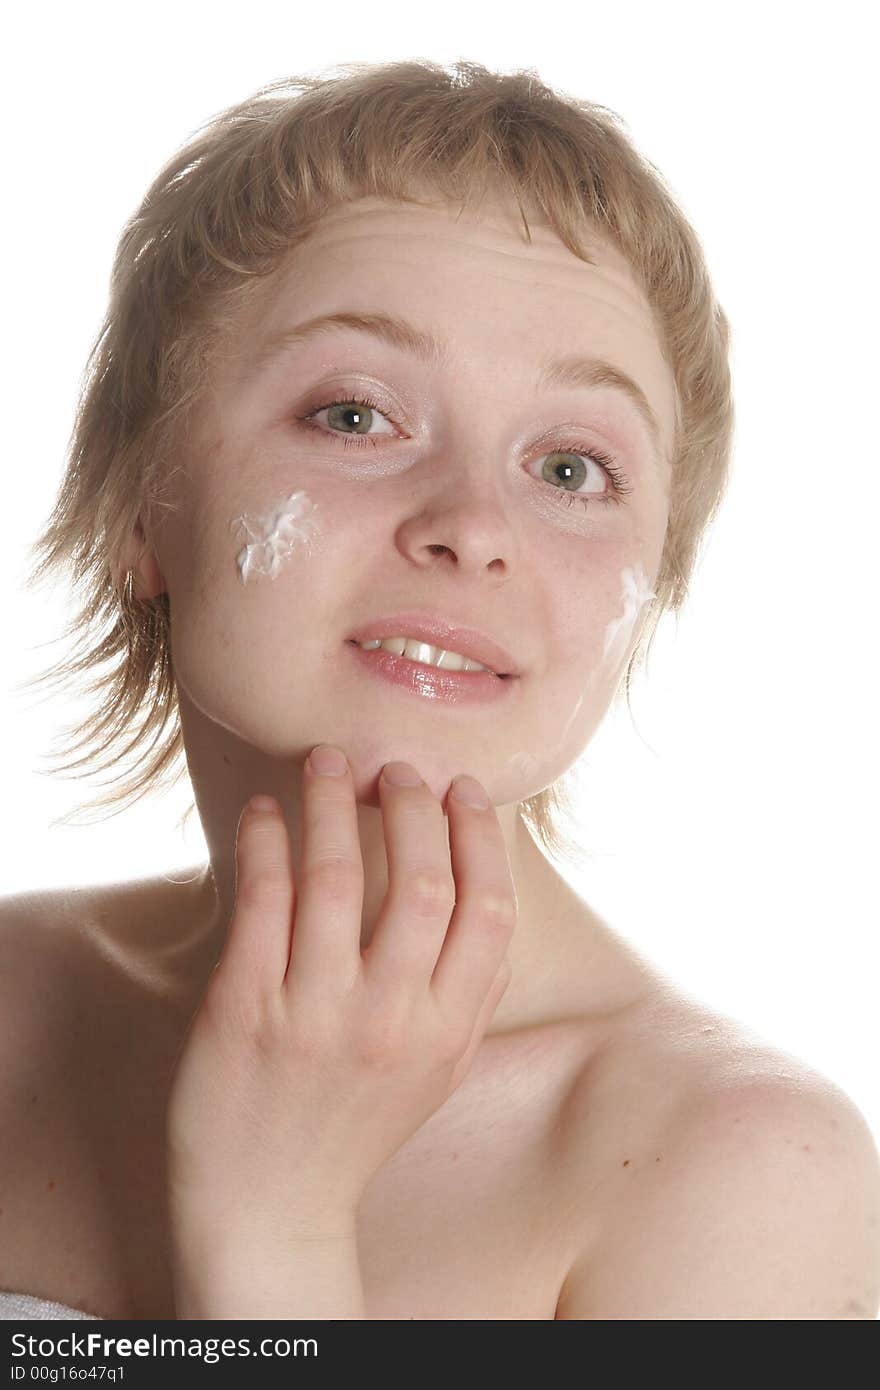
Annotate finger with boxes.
[429,776,518,1024]
[364,762,457,993]
[450,957,513,1087]
[217,797,296,994]
[285,745,364,990]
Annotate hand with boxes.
[165,748,516,1256]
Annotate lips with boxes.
[346,611,521,678]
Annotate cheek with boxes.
[599,561,656,671]
[230,489,322,582]
[502,559,656,793]
[177,485,327,607]
[544,532,656,673]
[166,487,329,742]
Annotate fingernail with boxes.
[248,794,278,814]
[451,775,489,809]
[382,761,422,787]
[308,745,348,777]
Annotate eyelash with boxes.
[298,391,634,509]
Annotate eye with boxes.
[300,392,396,443]
[298,393,634,508]
[532,442,634,509]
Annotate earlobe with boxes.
[115,518,168,601]
[133,550,167,600]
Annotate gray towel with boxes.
[0,1290,100,1320]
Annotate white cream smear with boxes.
[601,563,655,667]
[230,490,321,583]
[504,565,655,793]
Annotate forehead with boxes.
[289,188,628,268]
[233,193,677,458]
[252,191,657,328]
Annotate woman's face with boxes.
[150,191,677,810]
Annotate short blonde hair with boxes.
[20,57,734,868]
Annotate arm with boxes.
[556,1075,880,1320]
[171,1220,366,1320]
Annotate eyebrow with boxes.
[249,309,663,453]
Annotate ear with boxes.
[114,516,167,600]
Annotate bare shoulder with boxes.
[1,864,215,989]
[0,880,127,1138]
[0,874,206,1316]
[0,866,213,1090]
[555,988,880,1319]
[0,884,91,1067]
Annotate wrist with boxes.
[172,1227,365,1320]
[170,1204,363,1319]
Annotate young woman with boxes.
[2,59,878,1321]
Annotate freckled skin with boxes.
[125,191,677,1034]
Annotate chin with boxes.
[344,759,456,813]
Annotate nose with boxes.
[395,469,516,577]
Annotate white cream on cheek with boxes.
[230,490,322,582]
[504,563,655,786]
[601,563,655,666]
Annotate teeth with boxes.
[356,636,494,674]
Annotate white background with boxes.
[3,2,878,1156]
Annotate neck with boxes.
[175,686,638,1038]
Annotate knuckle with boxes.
[472,886,518,932]
[301,855,362,904]
[236,863,290,911]
[407,868,456,917]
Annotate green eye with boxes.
[300,394,634,508]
